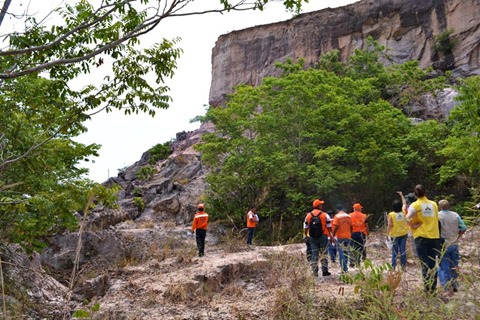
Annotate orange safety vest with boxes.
[192,211,209,231]
[349,211,368,235]
[246,210,258,228]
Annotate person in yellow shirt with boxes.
[406,185,440,294]
[387,199,409,271]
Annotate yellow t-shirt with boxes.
[388,211,408,237]
[408,197,439,239]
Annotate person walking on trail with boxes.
[438,199,467,296]
[246,207,259,246]
[332,204,352,273]
[304,199,333,278]
[406,184,440,294]
[388,199,409,271]
[192,203,209,257]
[349,203,369,267]
[326,210,338,263]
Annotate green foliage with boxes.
[0,74,122,252]
[72,302,100,318]
[433,28,457,55]
[197,58,426,225]
[132,187,143,197]
[440,76,480,186]
[344,259,395,296]
[136,166,155,181]
[133,197,145,213]
[148,141,172,164]
[72,309,91,318]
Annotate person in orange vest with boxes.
[246,206,259,246]
[349,203,369,267]
[304,199,333,278]
[192,203,209,257]
[332,204,353,273]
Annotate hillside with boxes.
[4,220,476,319]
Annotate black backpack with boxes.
[309,211,324,237]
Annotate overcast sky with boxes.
[72,0,357,182]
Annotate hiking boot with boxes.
[199,253,204,257]
[322,271,331,277]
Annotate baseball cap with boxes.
[313,199,325,207]
[353,203,363,209]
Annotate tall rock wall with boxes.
[209,0,480,107]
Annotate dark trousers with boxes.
[247,227,255,245]
[195,229,207,256]
[350,232,366,266]
[306,241,312,262]
[415,237,440,293]
[310,235,329,276]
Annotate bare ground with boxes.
[84,223,480,320]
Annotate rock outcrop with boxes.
[209,0,480,107]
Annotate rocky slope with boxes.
[209,0,480,107]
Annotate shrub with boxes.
[434,28,457,54]
[132,187,143,197]
[148,142,172,164]
[136,166,155,181]
[133,197,145,212]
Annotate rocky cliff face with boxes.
[209,0,480,107]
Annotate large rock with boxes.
[209,0,480,107]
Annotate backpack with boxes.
[309,211,324,237]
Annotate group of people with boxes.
[303,200,369,277]
[192,183,467,296]
[388,185,467,295]
[303,184,467,296]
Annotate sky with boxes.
[70,0,357,182]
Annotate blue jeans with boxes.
[246,227,255,245]
[391,235,407,270]
[415,237,440,293]
[337,238,350,272]
[439,243,459,289]
[328,240,337,262]
[309,235,329,276]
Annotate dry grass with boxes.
[219,230,250,254]
[142,290,160,308]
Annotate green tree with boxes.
[197,59,418,236]
[440,76,480,186]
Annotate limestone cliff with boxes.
[209,0,480,107]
